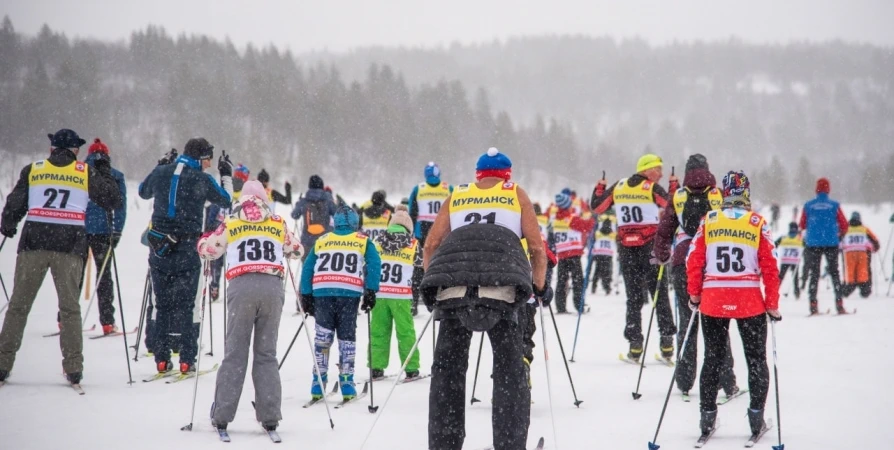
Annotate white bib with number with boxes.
[225,216,286,280]
[552,218,583,254]
[312,232,368,293]
[612,178,660,228]
[591,233,615,256]
[27,160,90,226]
[376,240,416,300]
[449,182,522,237]
[702,210,763,289]
[416,182,450,222]
[842,227,870,253]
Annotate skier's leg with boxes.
[174,249,202,367]
[804,247,821,310]
[211,274,257,424]
[736,315,769,411]
[570,257,584,311]
[672,265,697,393]
[0,251,51,372]
[698,315,731,412]
[369,298,395,372]
[250,275,284,425]
[429,318,473,450]
[555,259,571,312]
[619,245,645,349]
[825,247,844,303]
[392,300,421,373]
[88,235,116,327]
[490,318,530,450]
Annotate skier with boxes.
[587,218,615,295]
[770,203,780,231]
[408,162,452,315]
[776,222,804,299]
[687,170,781,444]
[840,212,880,298]
[800,177,849,314]
[653,154,739,396]
[82,138,128,335]
[198,180,302,433]
[256,168,292,208]
[358,190,394,243]
[300,206,381,401]
[420,147,547,450]
[290,175,338,259]
[369,205,421,380]
[590,153,678,362]
[0,129,122,385]
[139,138,233,375]
[552,191,594,313]
[232,164,250,200]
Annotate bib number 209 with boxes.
[318,252,359,273]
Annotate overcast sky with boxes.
[4,0,893,52]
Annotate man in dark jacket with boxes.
[0,129,122,385]
[256,168,292,210]
[653,154,740,398]
[139,138,233,374]
[358,190,395,242]
[82,138,127,334]
[421,147,547,450]
[800,177,849,314]
[291,174,338,253]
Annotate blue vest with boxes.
[803,194,840,247]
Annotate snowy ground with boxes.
[0,195,892,450]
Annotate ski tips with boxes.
[632,392,642,400]
[648,442,660,450]
[772,445,785,450]
[180,423,193,431]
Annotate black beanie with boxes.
[258,169,270,184]
[685,154,709,172]
[308,175,324,190]
[184,138,214,160]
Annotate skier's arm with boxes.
[113,172,127,233]
[590,181,619,214]
[271,189,290,205]
[282,221,303,259]
[203,172,232,208]
[299,247,318,295]
[291,198,305,220]
[651,184,670,209]
[423,194,453,271]
[138,167,157,200]
[654,201,680,262]
[197,222,228,261]
[518,186,547,290]
[758,220,781,310]
[798,208,807,231]
[686,220,708,298]
[87,164,123,211]
[363,238,382,292]
[836,208,848,238]
[1,164,31,231]
[408,185,420,222]
[866,228,881,252]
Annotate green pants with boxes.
[0,250,86,374]
[370,299,420,372]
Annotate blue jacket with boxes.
[291,188,338,246]
[300,212,381,298]
[85,153,127,235]
[138,155,231,236]
[801,193,847,247]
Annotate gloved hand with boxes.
[668,175,680,192]
[766,309,782,322]
[111,232,122,248]
[300,294,315,316]
[158,148,178,165]
[285,182,292,195]
[1,224,16,239]
[689,295,701,312]
[533,284,553,307]
[218,151,233,177]
[594,179,608,197]
[649,252,670,266]
[361,289,377,312]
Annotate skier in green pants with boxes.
[370,205,421,380]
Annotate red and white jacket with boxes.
[687,208,780,319]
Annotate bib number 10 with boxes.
[237,239,277,262]
[318,252,359,273]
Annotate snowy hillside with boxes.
[0,192,892,449]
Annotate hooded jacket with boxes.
[84,152,127,235]
[290,188,338,246]
[197,194,303,278]
[654,167,716,266]
[1,148,122,257]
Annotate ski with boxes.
[478,436,544,450]
[835,308,857,315]
[399,373,432,384]
[619,353,646,366]
[88,326,138,340]
[216,428,231,442]
[807,308,831,317]
[694,425,719,448]
[249,401,283,442]
[717,388,749,406]
[302,382,341,408]
[744,419,774,447]
[142,371,179,383]
[165,363,219,384]
[43,324,96,338]
[334,382,369,408]
[70,383,85,395]
[654,353,675,367]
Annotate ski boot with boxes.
[0,370,8,382]
[835,298,848,314]
[262,422,278,432]
[213,421,227,431]
[180,362,196,374]
[339,374,356,401]
[310,373,328,400]
[723,384,741,400]
[627,345,643,362]
[809,300,819,315]
[370,369,385,380]
[699,409,718,437]
[659,336,674,359]
[523,357,532,389]
[157,360,173,374]
[102,324,118,335]
[747,408,766,437]
[405,370,420,381]
[66,372,82,384]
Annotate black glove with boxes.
[300,294,315,316]
[111,232,122,248]
[158,148,178,165]
[767,309,783,322]
[0,224,16,239]
[361,289,377,312]
[218,150,233,177]
[285,182,292,195]
[532,283,551,306]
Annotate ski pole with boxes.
[570,234,596,362]
[132,269,151,362]
[205,276,214,357]
[181,261,210,432]
[632,264,666,400]
[278,317,306,370]
[881,223,893,281]
[647,309,699,449]
[222,276,227,353]
[111,251,135,384]
[548,304,583,407]
[469,332,485,404]
[360,313,434,449]
[770,319,785,450]
[0,237,9,311]
[285,260,335,429]
[367,311,378,413]
[81,244,114,327]
[538,299,560,449]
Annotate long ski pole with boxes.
[881,223,893,281]
[647,309,699,449]
[570,234,596,362]
[81,245,114,327]
[0,237,10,314]
[538,299,560,449]
[181,262,210,432]
[222,276,227,352]
[548,304,583,406]
[205,277,214,357]
[469,332,485,404]
[111,251,134,384]
[132,269,151,361]
[286,260,335,429]
[770,319,785,450]
[360,313,434,449]
[367,311,378,413]
[278,317,306,370]
[632,264,666,400]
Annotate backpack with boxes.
[304,199,329,236]
[680,187,712,238]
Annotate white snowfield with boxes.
[0,194,891,450]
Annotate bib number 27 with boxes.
[43,188,71,209]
